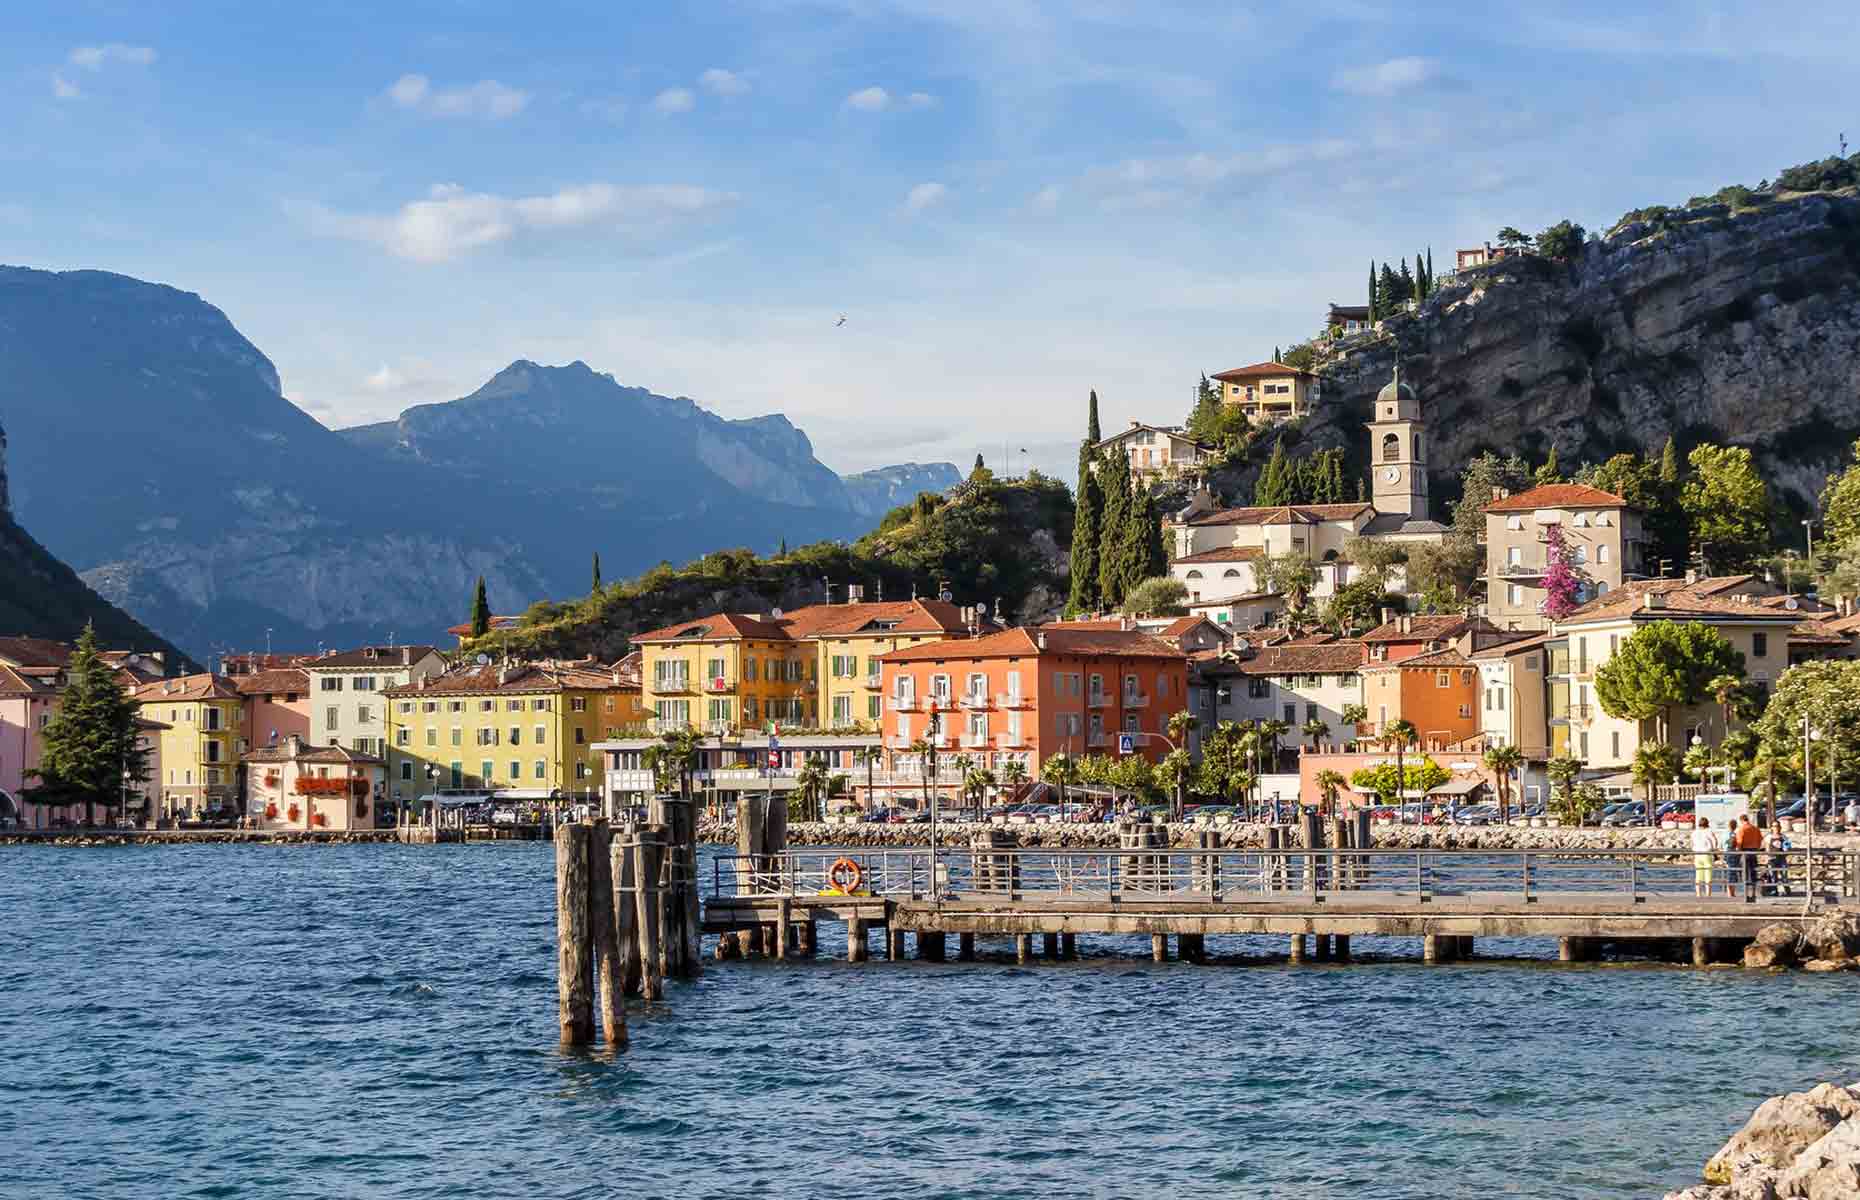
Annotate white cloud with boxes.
[1331,57,1434,97]
[845,86,890,111]
[385,74,529,119]
[699,68,748,96]
[69,44,156,69]
[904,92,936,109]
[651,87,695,114]
[314,181,736,263]
[52,74,80,99]
[905,182,948,213]
[1029,185,1061,215]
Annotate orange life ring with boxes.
[827,857,863,894]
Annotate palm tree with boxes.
[1384,718,1418,811]
[795,755,832,823]
[1260,718,1292,772]
[908,737,933,813]
[963,765,996,812]
[1041,752,1081,816]
[1302,716,1329,752]
[1314,769,1347,820]
[1340,703,1369,750]
[854,745,883,816]
[1166,709,1199,752]
[644,726,703,803]
[998,758,1029,803]
[1483,743,1523,822]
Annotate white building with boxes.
[1190,642,1366,753]
[303,645,446,757]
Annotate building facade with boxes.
[132,673,248,819]
[304,645,446,757]
[1360,648,1482,749]
[237,667,312,750]
[1484,483,1646,631]
[1093,423,1213,484]
[1210,362,1316,422]
[1193,642,1365,751]
[244,738,387,832]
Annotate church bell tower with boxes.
[1366,364,1428,521]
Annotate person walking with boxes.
[1734,814,1763,897]
[1691,817,1716,897]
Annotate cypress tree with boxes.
[1255,441,1291,506]
[1097,448,1134,607]
[470,576,490,638]
[1426,247,1434,293]
[1368,260,1378,323]
[23,624,147,823]
[1087,390,1101,445]
[591,552,602,592]
[974,453,986,472]
[1398,260,1416,304]
[1355,475,1367,502]
[1273,346,1282,364]
[1138,489,1169,582]
[1535,446,1561,486]
[1068,453,1104,614]
[1415,252,1427,299]
[1659,435,1679,484]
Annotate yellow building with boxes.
[1209,361,1316,422]
[382,659,628,804]
[632,600,984,734]
[132,673,247,819]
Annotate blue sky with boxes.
[4,2,1857,481]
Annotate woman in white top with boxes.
[1691,817,1717,897]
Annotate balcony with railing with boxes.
[1494,560,1548,580]
[888,734,917,750]
[1087,732,1111,748]
[1122,690,1149,709]
[891,695,921,711]
[705,677,733,693]
[995,691,1031,709]
[652,676,697,694]
[959,691,992,710]
[995,730,1029,749]
[1087,691,1112,709]
[963,731,990,749]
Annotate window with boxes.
[451,762,464,788]
[1436,671,1451,688]
[574,728,585,745]
[354,677,376,691]
[1507,585,1523,607]
[400,761,413,781]
[534,724,546,743]
[832,696,852,723]
[1498,690,1506,711]
[449,701,464,713]
[1507,545,1522,567]
[1185,570,1203,580]
[396,728,411,747]
[423,701,438,714]
[320,677,343,692]
[535,760,547,780]
[707,698,733,723]
[1485,688,1493,711]
[398,702,414,715]
[897,714,910,738]
[1571,545,1587,565]
[205,740,221,763]
[1381,433,1399,462]
[604,697,615,714]
[479,700,494,712]
[1579,732,1590,757]
[504,699,521,712]
[1752,633,1768,658]
[423,727,435,747]
[567,698,584,712]
[744,657,757,682]
[1597,544,1610,564]
[1283,703,1296,723]
[868,695,881,720]
[451,727,462,747]
[508,760,521,780]
[204,708,223,732]
[1611,731,1621,759]
[1574,513,1591,528]
[576,762,589,780]
[325,706,339,729]
[508,727,521,746]
[1248,678,1270,699]
[356,706,372,725]
[1305,703,1319,723]
[707,658,727,682]
[930,674,951,700]
[744,697,759,724]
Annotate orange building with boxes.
[877,626,1190,778]
[1360,647,1481,749]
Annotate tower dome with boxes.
[1376,362,1415,408]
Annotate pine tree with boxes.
[24,624,147,822]
[1355,475,1367,502]
[1255,441,1292,506]
[591,552,602,592]
[1659,435,1679,484]
[1068,451,1104,614]
[1273,346,1282,364]
[1087,390,1101,445]
[1379,263,1404,308]
[1398,260,1416,305]
[1097,448,1134,607]
[1535,446,1561,486]
[470,576,490,638]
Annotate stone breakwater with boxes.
[700,818,1860,854]
[1665,1080,1860,1198]
[0,830,400,847]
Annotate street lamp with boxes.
[925,703,942,904]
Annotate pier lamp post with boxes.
[925,704,942,903]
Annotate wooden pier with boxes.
[698,839,1860,966]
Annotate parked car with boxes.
[1602,802,1646,827]
[1452,805,1498,826]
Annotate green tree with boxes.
[1534,445,1560,486]
[1350,756,1449,805]
[1818,439,1860,552]
[1068,454,1103,614]
[1040,752,1082,810]
[1097,447,1134,607]
[1123,575,1189,616]
[1752,660,1860,794]
[1367,260,1378,323]
[22,625,148,825]
[1323,578,1388,633]
[470,576,491,638]
[1314,768,1348,818]
[1681,444,1773,572]
[1258,551,1320,615]
[1255,440,1292,506]
[1631,742,1682,800]
[795,755,834,822]
[1546,755,1588,822]
[1087,389,1101,444]
[1302,716,1330,750]
[1382,718,1418,805]
[1594,621,1746,746]
[1483,743,1523,821]
[1534,220,1586,260]
[1398,260,1416,305]
[1136,489,1168,583]
[1496,226,1531,250]
[591,552,602,592]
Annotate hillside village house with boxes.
[1210,362,1316,422]
[1167,370,1448,610]
[1327,304,1371,336]
[1187,592,1285,630]
[132,673,247,820]
[878,625,1189,784]
[1484,483,1646,631]
[445,616,519,647]
[383,660,628,806]
[244,737,386,832]
[1192,642,1365,752]
[632,599,985,735]
[303,645,446,758]
[1093,422,1213,485]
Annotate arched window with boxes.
[1222,568,1242,578]
[1185,570,1203,580]
[1381,433,1399,462]
[1412,434,1422,460]
[1595,581,1610,595]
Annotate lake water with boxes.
[4,842,1856,1199]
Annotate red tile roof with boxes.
[1468,632,1555,660]
[1361,616,1473,643]
[1180,503,1371,528]
[1484,483,1630,513]
[132,673,244,702]
[0,636,73,669]
[1159,616,1230,639]
[1232,644,1366,675]
[1369,647,1475,670]
[1210,362,1314,381]
[634,601,985,646]
[1172,545,1265,565]
[0,662,55,698]
[305,645,441,669]
[244,741,384,765]
[1557,577,1801,625]
[445,616,520,636]
[234,668,312,697]
[384,661,629,697]
[879,626,1185,663]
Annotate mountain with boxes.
[0,421,192,664]
[470,471,1074,662]
[1203,184,1860,514]
[0,267,956,660]
[841,462,964,518]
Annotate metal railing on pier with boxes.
[709,847,1860,906]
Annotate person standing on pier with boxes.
[1733,816,1762,897]
[1691,818,1717,897]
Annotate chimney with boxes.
[401,647,411,665]
[1379,606,1395,626]
[1684,569,1698,584]
[1400,615,1412,634]
[1036,630,1048,652]
[287,734,303,756]
[848,583,864,604]
[1644,593,1665,610]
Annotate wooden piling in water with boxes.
[588,821,626,1048]
[1043,932,1060,960]
[614,831,642,995]
[1015,933,1031,963]
[1313,933,1332,961]
[774,897,792,962]
[887,927,906,961]
[634,831,666,999]
[1692,936,1709,968]
[1288,933,1306,963]
[1334,934,1351,961]
[555,823,594,1046]
[1152,933,1168,962]
[957,932,976,961]
[1060,932,1077,960]
[848,918,868,963]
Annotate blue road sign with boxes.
[1118,733,1135,755]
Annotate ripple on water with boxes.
[3,841,1857,1200]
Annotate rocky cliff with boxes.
[1209,188,1860,512]
[842,462,963,518]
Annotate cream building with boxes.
[1484,483,1647,631]
[304,645,446,757]
[1093,422,1214,485]
[1210,362,1316,422]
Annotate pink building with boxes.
[244,737,387,832]
[0,663,56,825]
[237,667,312,750]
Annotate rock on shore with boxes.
[1665,1081,1860,1198]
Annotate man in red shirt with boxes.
[1734,815,1763,897]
